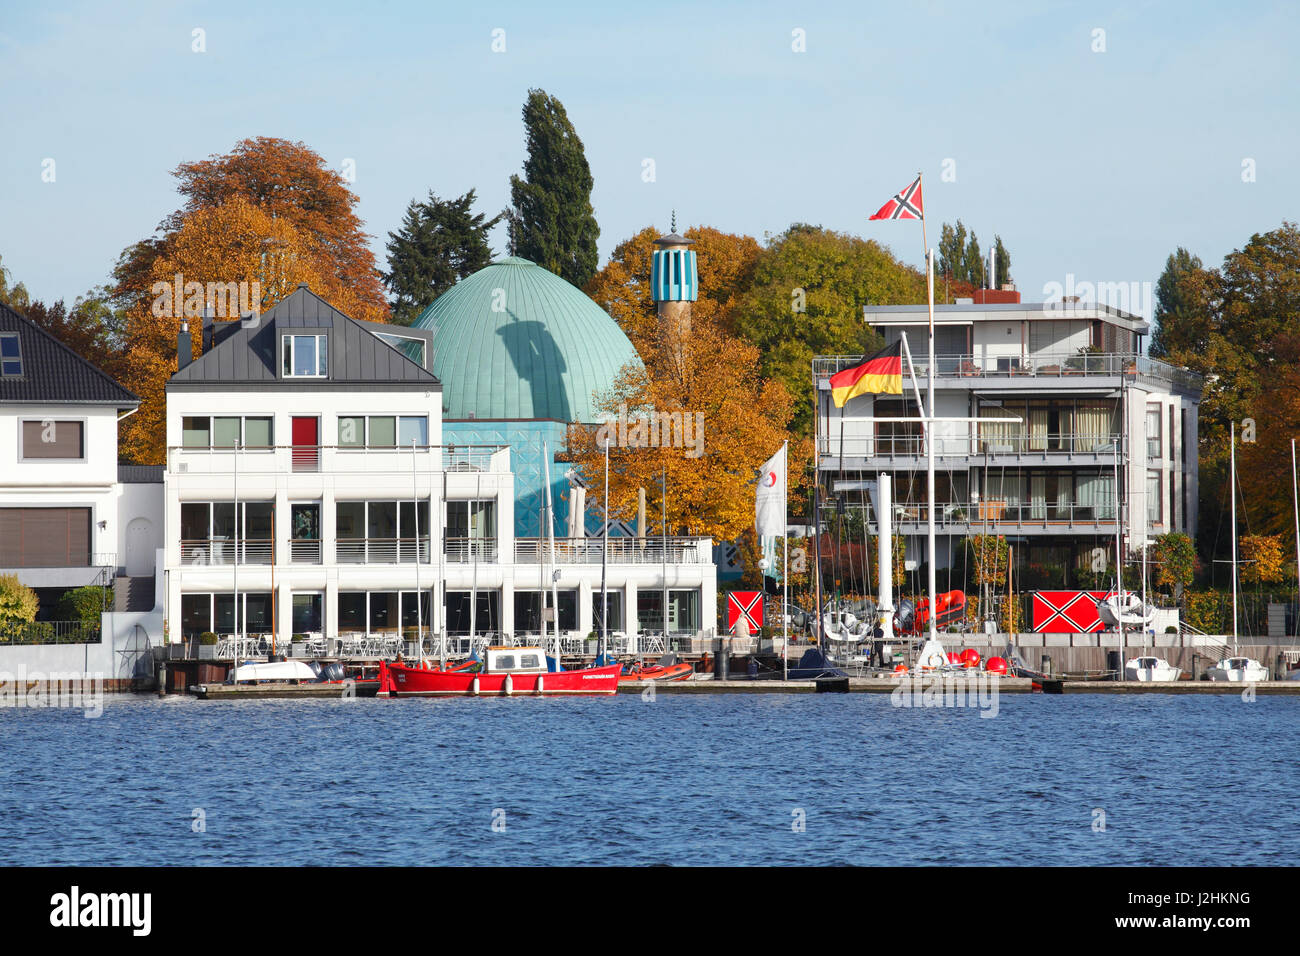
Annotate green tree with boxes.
[0,574,38,626]
[937,221,967,283]
[506,89,600,287]
[1149,248,1210,359]
[731,224,924,438]
[992,235,1012,287]
[383,189,500,325]
[961,232,984,289]
[0,255,31,310]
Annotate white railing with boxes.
[337,537,431,564]
[514,537,712,565]
[180,538,274,565]
[444,537,498,563]
[820,433,1123,459]
[168,443,510,476]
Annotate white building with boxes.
[813,294,1203,585]
[0,302,162,624]
[164,286,716,654]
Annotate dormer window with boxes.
[283,334,328,377]
[0,333,21,378]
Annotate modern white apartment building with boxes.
[164,285,716,653]
[813,293,1203,587]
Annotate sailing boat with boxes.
[1207,422,1269,682]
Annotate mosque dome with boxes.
[413,257,641,423]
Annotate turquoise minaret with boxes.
[651,212,698,360]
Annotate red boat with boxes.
[378,646,621,697]
[618,660,694,683]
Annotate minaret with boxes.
[651,211,697,367]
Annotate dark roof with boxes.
[118,464,164,484]
[0,302,138,406]
[167,285,440,389]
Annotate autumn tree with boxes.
[0,255,31,310]
[1240,534,1285,585]
[110,138,389,463]
[732,224,924,437]
[383,189,500,325]
[565,315,804,544]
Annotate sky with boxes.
[1,0,1296,320]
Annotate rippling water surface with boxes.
[1,692,1295,866]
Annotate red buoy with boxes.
[986,656,1008,675]
[947,652,961,665]
[960,648,981,668]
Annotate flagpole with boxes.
[923,176,939,644]
[782,439,789,682]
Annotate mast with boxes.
[600,439,609,657]
[924,231,938,643]
[782,439,789,681]
[1113,439,1124,669]
[233,438,240,652]
[813,360,823,651]
[412,439,423,665]
[661,464,668,651]
[1231,421,1238,651]
[1293,438,1300,639]
[439,462,447,669]
[543,443,561,665]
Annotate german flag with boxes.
[828,341,903,407]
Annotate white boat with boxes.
[1123,655,1182,682]
[230,660,319,683]
[1097,590,1156,628]
[821,600,875,642]
[1205,656,1268,682]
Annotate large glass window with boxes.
[182,415,272,448]
[292,593,323,633]
[369,416,396,446]
[668,589,701,632]
[0,333,22,378]
[591,590,623,634]
[1147,404,1162,459]
[514,590,577,633]
[398,416,427,447]
[445,590,501,635]
[1147,470,1163,524]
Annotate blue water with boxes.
[1,693,1296,866]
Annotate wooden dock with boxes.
[617,676,1036,694]
[192,681,378,700]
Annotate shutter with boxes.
[22,420,84,459]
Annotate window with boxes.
[338,591,430,635]
[335,500,429,563]
[1147,470,1163,525]
[1146,405,1162,459]
[179,592,271,637]
[337,415,427,448]
[0,333,22,377]
[591,591,623,633]
[283,335,327,377]
[445,500,496,560]
[374,331,426,367]
[514,590,577,632]
[0,507,91,567]
[292,593,323,633]
[182,416,272,448]
[20,420,84,459]
[178,501,274,564]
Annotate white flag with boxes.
[755,444,786,538]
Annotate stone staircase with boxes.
[114,576,156,613]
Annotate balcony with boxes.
[444,537,498,563]
[337,537,432,564]
[168,443,511,476]
[290,539,322,564]
[813,352,1202,396]
[180,539,273,565]
[514,537,714,565]
[819,433,1123,463]
[843,501,1119,535]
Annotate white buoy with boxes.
[504,673,514,696]
[536,674,544,695]
[471,676,480,696]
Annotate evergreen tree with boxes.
[1149,248,1208,358]
[383,189,500,325]
[993,235,1012,287]
[937,221,967,282]
[506,89,600,287]
[961,233,984,288]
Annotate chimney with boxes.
[177,320,192,371]
[202,313,215,353]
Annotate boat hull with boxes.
[618,662,694,683]
[380,661,621,697]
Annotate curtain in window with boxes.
[979,407,1022,451]
[1074,404,1113,452]
[1030,474,1046,519]
[1028,407,1049,451]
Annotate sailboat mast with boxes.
[925,245,938,642]
[1292,437,1299,637]
[1231,421,1238,650]
[1113,439,1124,664]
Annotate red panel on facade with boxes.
[1031,590,1107,633]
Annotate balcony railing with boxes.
[444,537,498,563]
[180,538,274,565]
[168,443,511,476]
[515,537,713,565]
[813,352,1203,395]
[835,501,1119,530]
[290,539,322,564]
[819,433,1123,460]
[337,537,431,564]
[0,620,102,645]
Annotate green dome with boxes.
[413,257,641,423]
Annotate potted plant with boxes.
[197,631,219,660]
[585,629,599,655]
[290,633,306,657]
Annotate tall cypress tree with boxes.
[506,89,600,288]
[383,189,500,325]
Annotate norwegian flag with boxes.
[869,175,924,221]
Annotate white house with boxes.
[163,285,716,655]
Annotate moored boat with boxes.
[1205,656,1268,682]
[618,658,694,683]
[1123,655,1182,682]
[378,646,621,697]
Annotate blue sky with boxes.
[1,0,1296,319]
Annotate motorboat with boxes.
[1123,655,1182,682]
[894,591,967,635]
[379,646,621,697]
[231,660,319,683]
[1205,656,1269,682]
[618,655,694,683]
[1096,590,1156,628]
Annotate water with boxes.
[1,692,1295,866]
